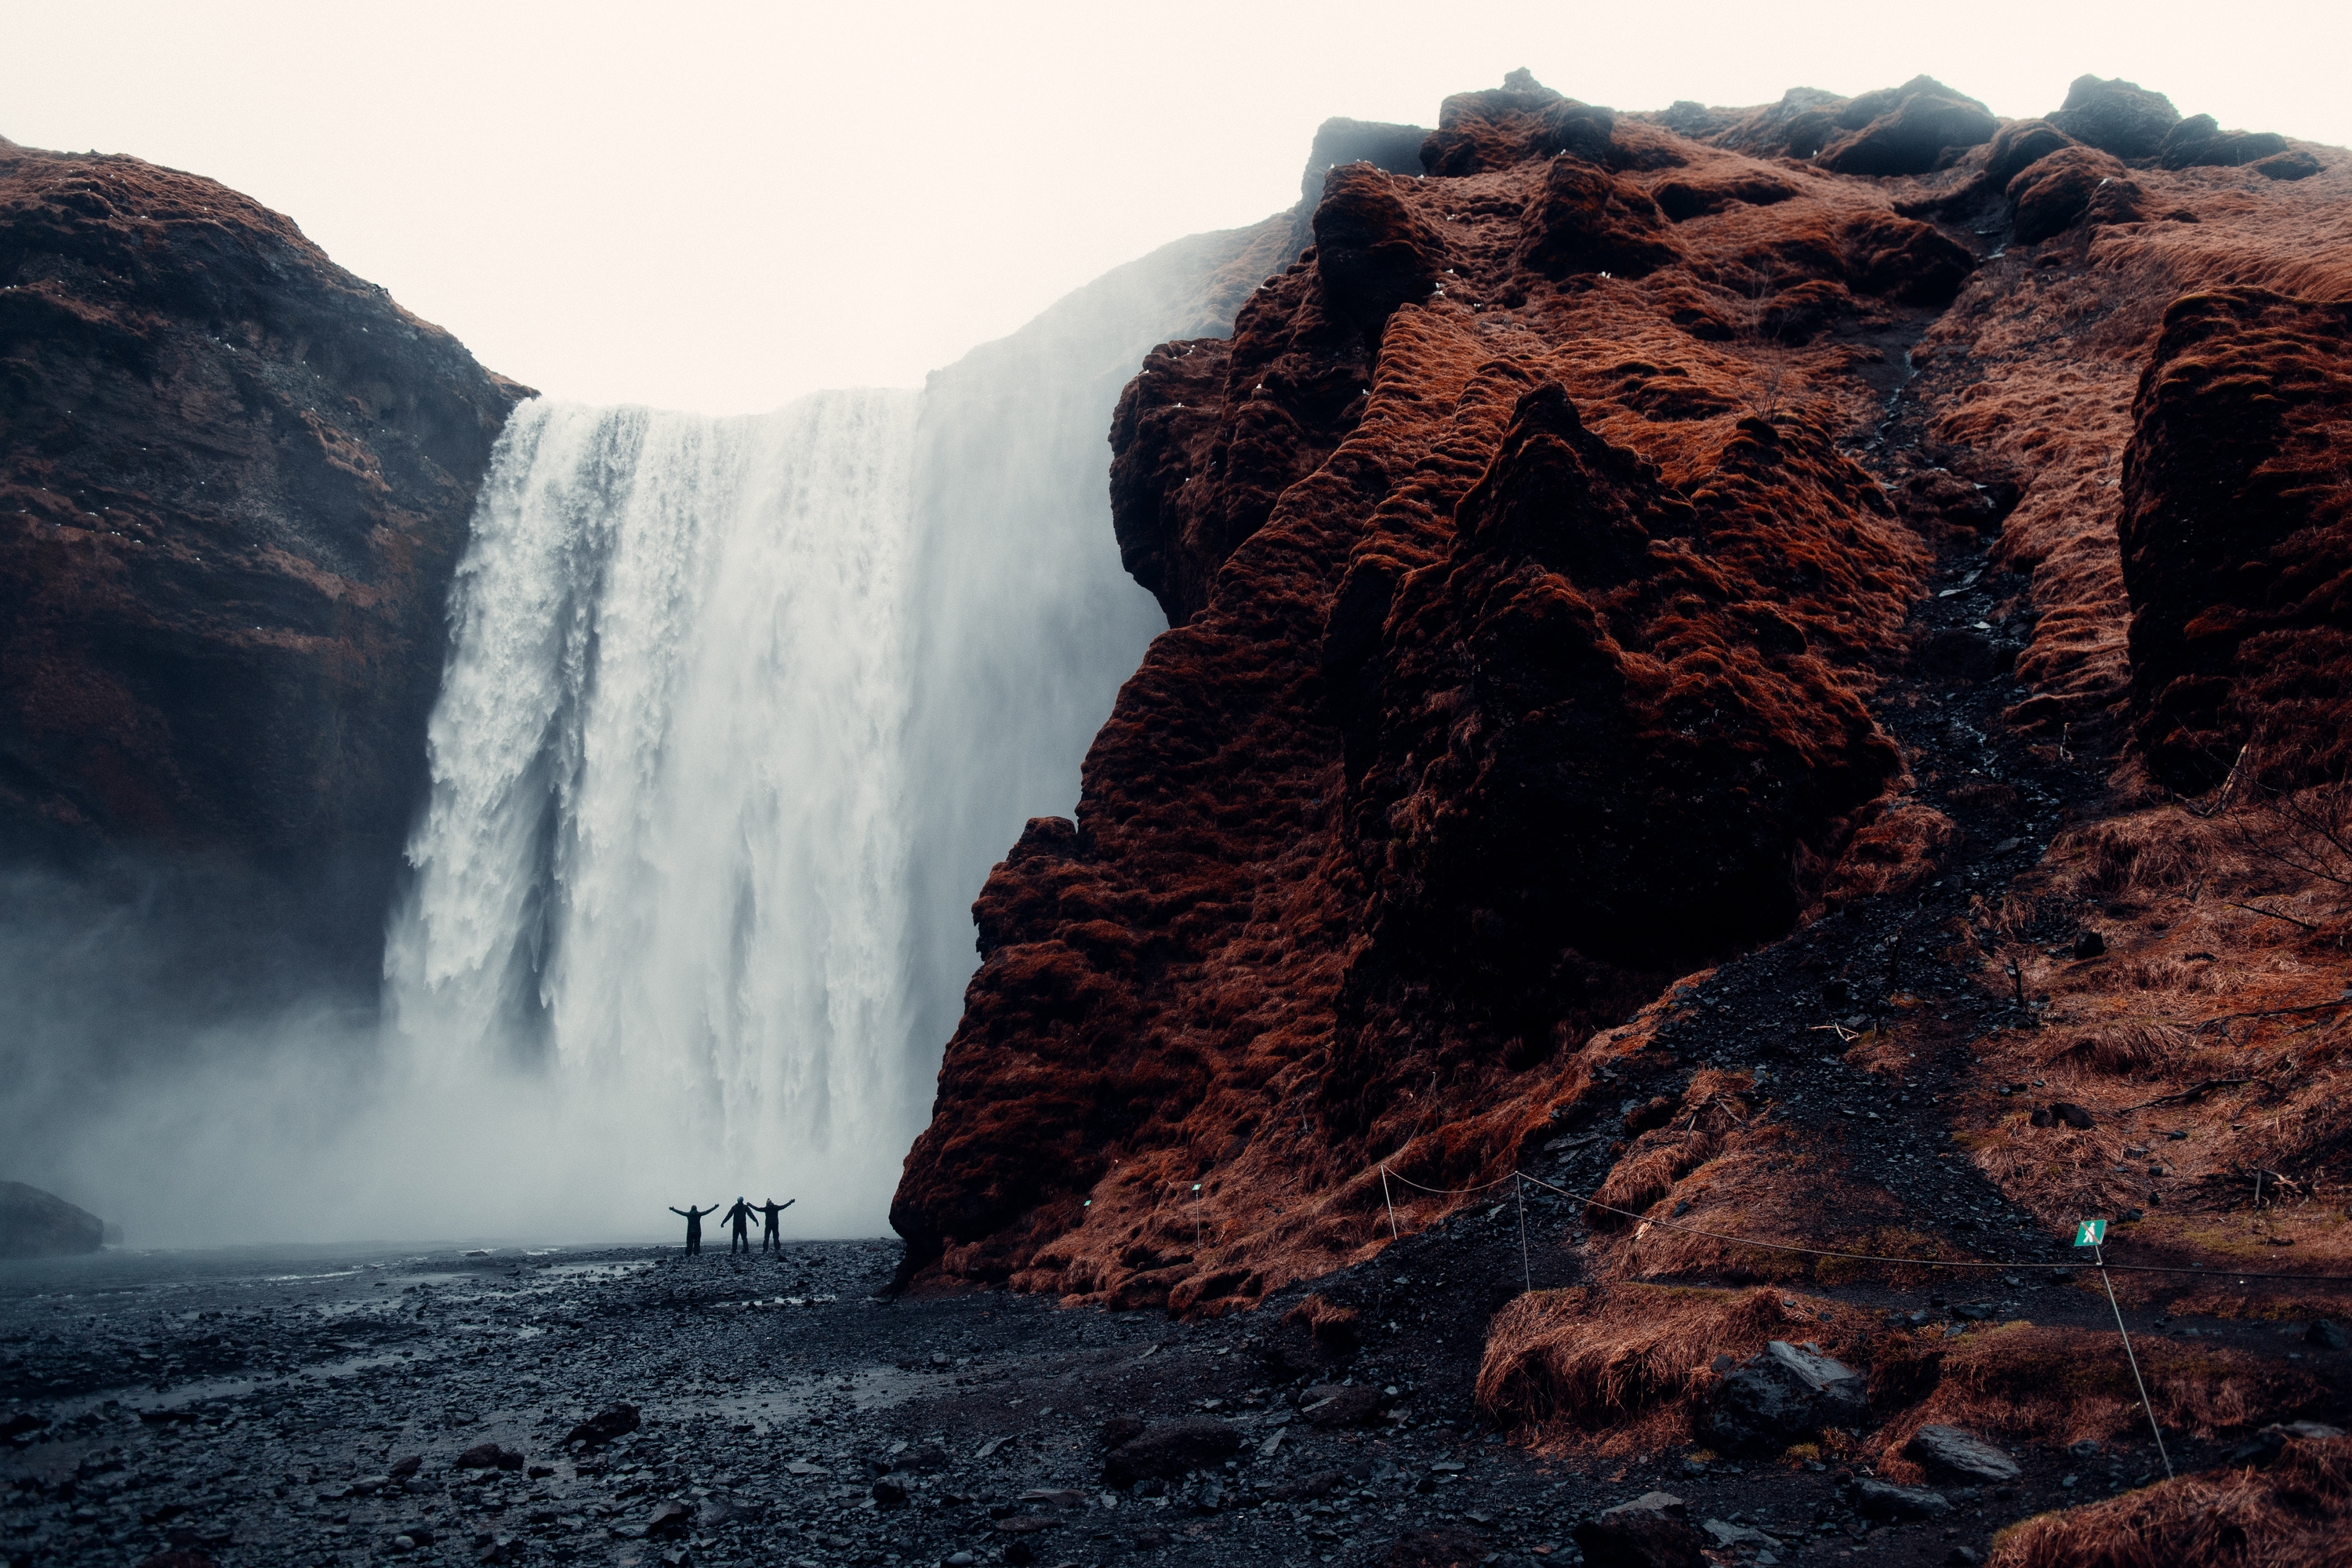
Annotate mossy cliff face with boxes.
[892,72,2352,1321]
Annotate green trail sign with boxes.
[2074,1219,2107,1247]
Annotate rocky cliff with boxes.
[0,136,527,971]
[894,67,2352,1342]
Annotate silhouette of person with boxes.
[669,1203,719,1256]
[721,1197,757,1257]
[754,1198,795,1253]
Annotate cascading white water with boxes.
[377,220,1294,1244]
[387,392,929,1232]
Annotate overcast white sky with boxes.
[10,1,2345,413]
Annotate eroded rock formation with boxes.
[894,67,2352,1341]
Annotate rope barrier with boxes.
[1377,1163,2352,1283]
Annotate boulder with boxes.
[645,1501,695,1537]
[1573,1493,1704,1568]
[1907,1424,2021,1483]
[0,1182,103,1259]
[1853,1477,1951,1520]
[2047,75,2181,160]
[2308,1319,2348,1351]
[1300,1384,1384,1428]
[1102,1417,1240,1487]
[1705,1341,1867,1451]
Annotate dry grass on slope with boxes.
[1951,786,2352,1292]
[1475,1283,1879,1457]
[1987,1432,2352,1568]
[1866,1319,2330,1485]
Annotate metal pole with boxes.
[1380,1166,1400,1241]
[2095,1243,2174,1479]
[1515,1173,1531,1294]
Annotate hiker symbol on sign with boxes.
[2073,1219,2107,1247]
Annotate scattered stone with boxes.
[1573,1491,1704,1568]
[456,1443,525,1472]
[563,1402,641,1449]
[2073,931,2106,960]
[2252,149,2324,181]
[1101,1416,1240,1487]
[993,1515,1058,1534]
[2053,1102,2096,1130]
[1907,1425,2021,1483]
[1300,1383,1384,1427]
[1385,1526,1491,1567]
[2308,1319,2347,1350]
[388,1454,422,1479]
[1852,1477,1950,1520]
[2227,1421,2345,1463]
[871,1477,907,1507]
[1701,1518,1774,1548]
[645,1501,696,1537]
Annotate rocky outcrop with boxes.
[0,136,527,966]
[898,65,2352,1324]
[2045,75,2181,161]
[895,71,1952,1303]
[0,1180,103,1258]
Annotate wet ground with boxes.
[12,1218,2329,1568]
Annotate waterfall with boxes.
[376,219,1292,1243]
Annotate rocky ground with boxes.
[5,1221,2345,1568]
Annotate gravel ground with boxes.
[13,1214,2321,1568]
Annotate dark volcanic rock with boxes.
[1102,1416,1242,1486]
[1573,1491,1705,1568]
[563,1402,640,1449]
[2046,75,2182,161]
[1300,118,1433,207]
[0,136,527,965]
[1907,1424,2022,1483]
[1300,1383,1383,1427]
[1853,1476,1951,1520]
[0,1181,102,1258]
[2118,289,2352,789]
[1705,1341,1867,1450]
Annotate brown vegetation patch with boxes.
[1987,1432,2352,1568]
[1475,1284,1876,1456]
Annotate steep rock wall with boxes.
[0,136,526,966]
[895,70,2352,1319]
